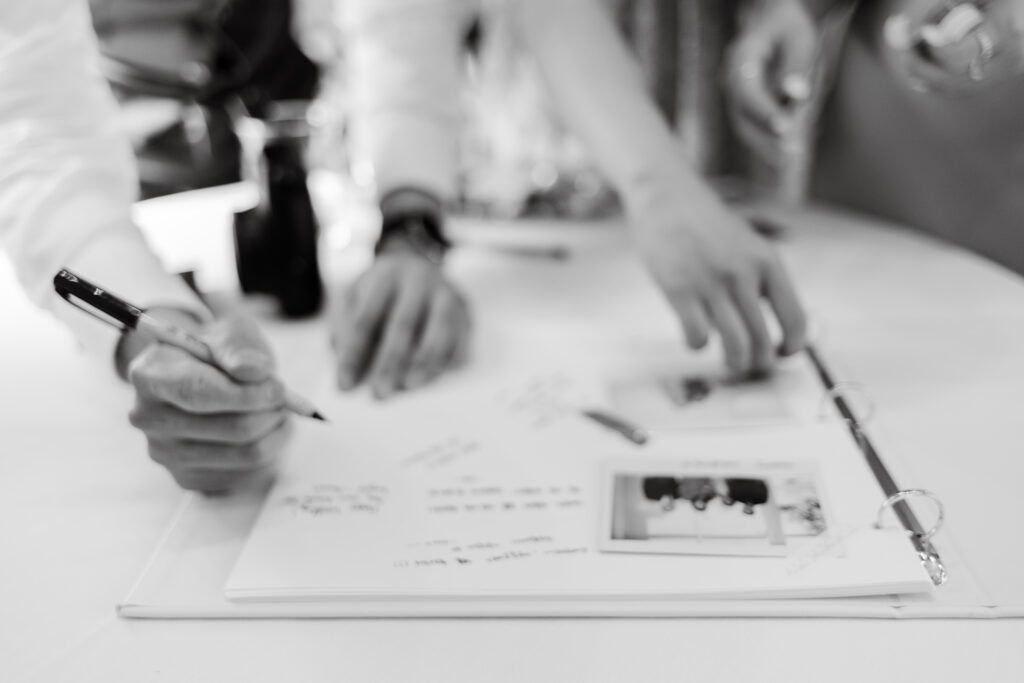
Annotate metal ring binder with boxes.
[805,344,949,587]
[875,489,945,542]
[819,382,876,424]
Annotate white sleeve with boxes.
[0,0,210,361]
[342,0,477,204]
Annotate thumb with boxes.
[205,316,276,383]
[776,28,817,106]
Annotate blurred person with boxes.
[725,0,1024,274]
[0,0,292,492]
[89,0,319,198]
[336,0,809,400]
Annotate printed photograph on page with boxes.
[599,457,829,558]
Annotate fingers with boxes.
[675,298,711,351]
[129,345,286,414]
[706,294,751,376]
[726,43,787,137]
[367,285,430,400]
[725,0,819,161]
[148,419,294,493]
[776,15,817,105]
[725,48,793,172]
[204,316,277,383]
[126,314,292,493]
[402,288,469,391]
[729,280,775,375]
[707,255,806,371]
[763,258,808,356]
[708,257,805,374]
[333,276,397,390]
[332,256,471,398]
[130,403,288,445]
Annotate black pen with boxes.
[53,268,326,422]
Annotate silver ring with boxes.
[874,489,945,542]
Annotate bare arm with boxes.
[511,0,808,373]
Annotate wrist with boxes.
[625,173,727,236]
[375,215,450,265]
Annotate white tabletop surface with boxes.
[2,185,1023,682]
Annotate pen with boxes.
[582,408,648,446]
[53,268,326,422]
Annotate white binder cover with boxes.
[117,351,1005,618]
[118,473,1005,619]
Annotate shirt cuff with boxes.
[379,187,444,228]
[50,224,212,370]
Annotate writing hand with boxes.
[633,200,807,376]
[332,245,471,400]
[724,0,819,167]
[122,312,291,492]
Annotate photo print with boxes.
[600,458,828,557]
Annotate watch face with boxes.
[881,0,1024,96]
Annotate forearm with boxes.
[0,1,209,365]
[510,0,725,222]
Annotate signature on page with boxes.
[395,534,590,569]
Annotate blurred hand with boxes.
[724,0,819,166]
[632,198,807,376]
[122,312,291,492]
[881,0,1024,95]
[332,244,470,399]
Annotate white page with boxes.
[225,353,931,602]
[119,481,998,618]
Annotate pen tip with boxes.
[312,411,328,422]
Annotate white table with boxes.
[2,186,1023,682]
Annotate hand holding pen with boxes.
[54,269,325,493]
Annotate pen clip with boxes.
[53,268,143,333]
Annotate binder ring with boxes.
[875,489,945,542]
[819,382,876,424]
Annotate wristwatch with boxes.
[374,213,451,265]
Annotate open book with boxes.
[213,346,934,610]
